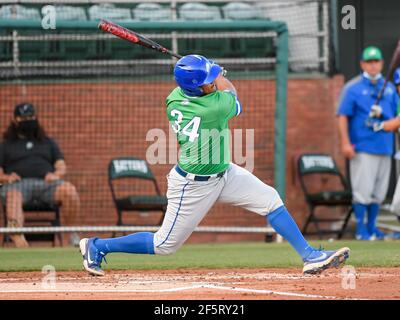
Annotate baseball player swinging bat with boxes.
[78,19,350,277]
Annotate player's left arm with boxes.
[214,73,237,96]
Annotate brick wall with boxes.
[285,75,346,229]
[0,75,345,242]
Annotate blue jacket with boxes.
[337,74,399,155]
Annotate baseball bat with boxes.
[98,19,182,59]
[374,40,400,105]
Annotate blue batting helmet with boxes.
[394,68,400,86]
[174,54,221,96]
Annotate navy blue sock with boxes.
[267,205,314,260]
[94,232,155,255]
[353,203,368,233]
[366,203,380,233]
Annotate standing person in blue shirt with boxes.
[337,46,399,241]
[366,68,400,231]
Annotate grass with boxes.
[0,240,399,272]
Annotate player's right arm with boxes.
[0,143,20,184]
[337,116,355,159]
[214,74,242,120]
[0,168,21,184]
[336,85,356,159]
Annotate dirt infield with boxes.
[0,267,399,300]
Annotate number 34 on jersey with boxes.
[170,109,201,143]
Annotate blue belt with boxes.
[175,166,225,181]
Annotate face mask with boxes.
[17,119,39,137]
[363,71,382,81]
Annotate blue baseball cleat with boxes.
[302,247,350,275]
[79,238,106,276]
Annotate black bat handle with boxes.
[169,51,182,59]
[374,79,388,105]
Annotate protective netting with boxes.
[0,0,331,73]
[0,15,282,236]
[0,31,277,79]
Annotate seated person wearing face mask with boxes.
[0,103,80,247]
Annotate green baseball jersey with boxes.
[166,87,241,175]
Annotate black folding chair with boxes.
[1,190,62,247]
[108,157,167,237]
[297,153,353,239]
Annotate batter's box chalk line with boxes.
[0,283,364,300]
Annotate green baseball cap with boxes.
[361,46,383,61]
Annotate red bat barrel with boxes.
[98,20,140,44]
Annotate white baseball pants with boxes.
[153,163,283,255]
